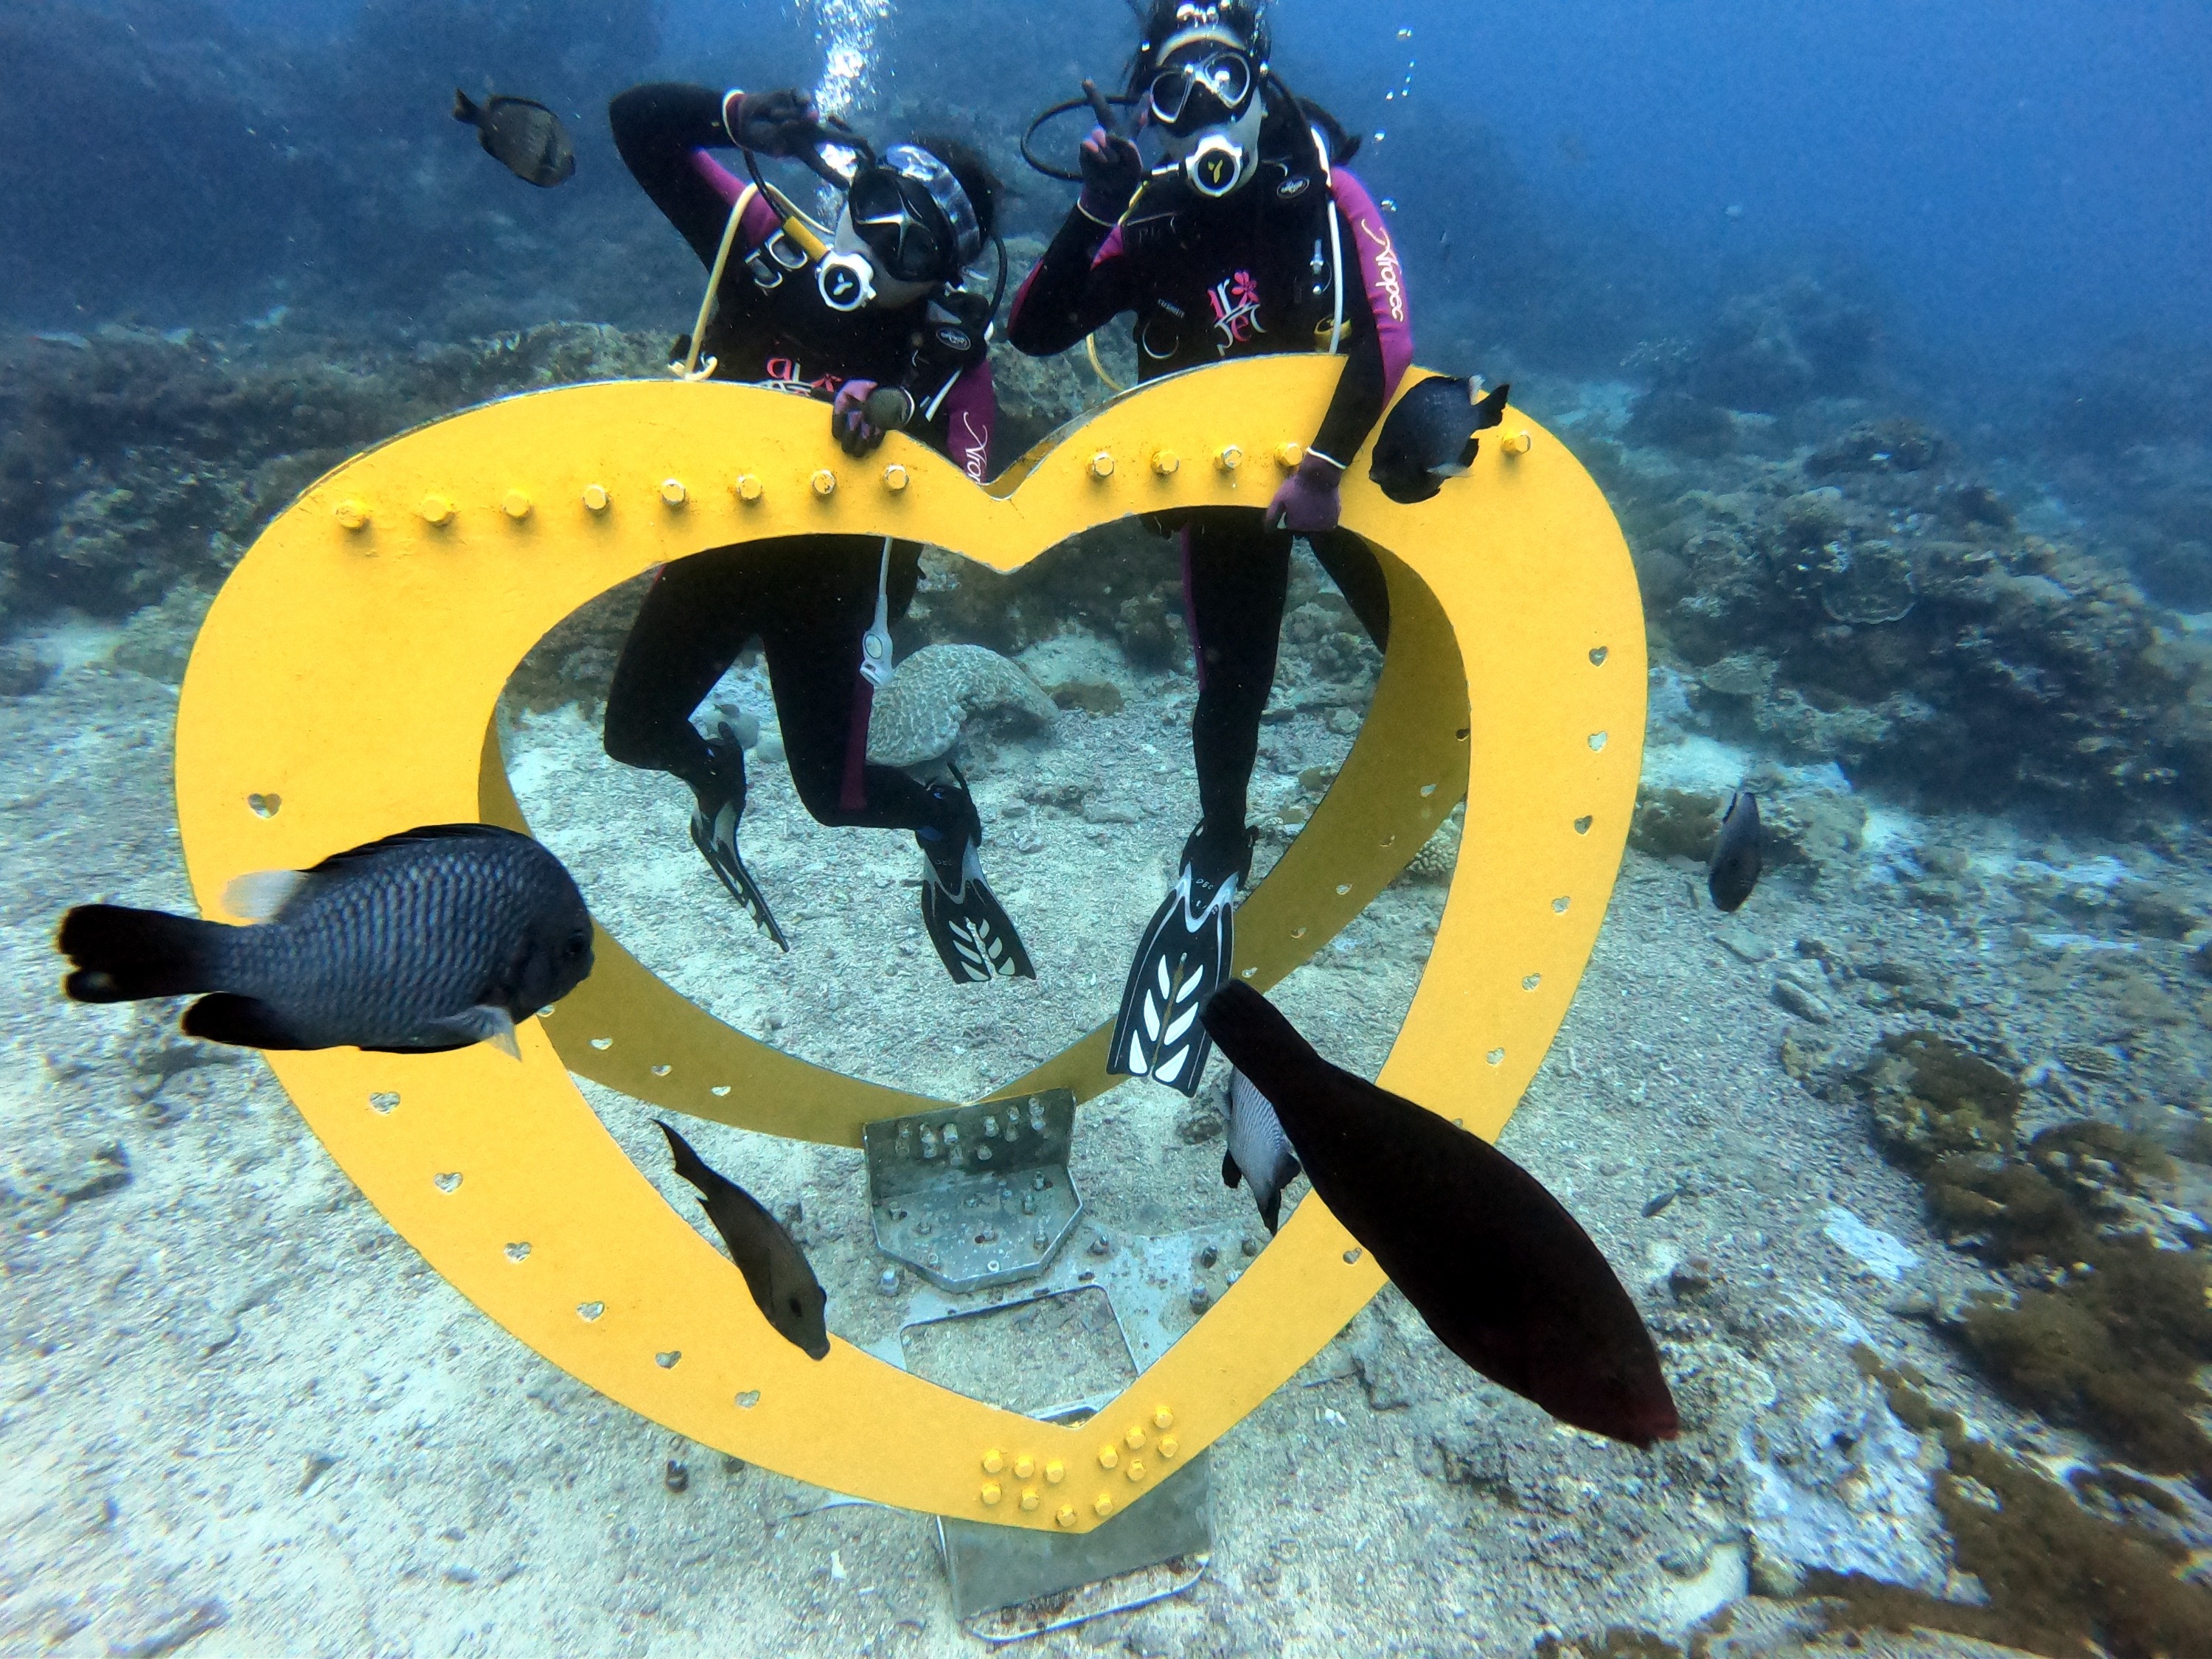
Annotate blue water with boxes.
[9,0,2208,389]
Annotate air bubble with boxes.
[1588,732,1608,751]
[1343,1248,1363,1264]
[710,1085,731,1097]
[1573,815,1593,835]
[247,793,281,818]
[1486,1048,1506,1065]
[368,1091,399,1113]
[577,1301,605,1321]
[1589,646,1609,666]
[736,1390,761,1409]
[650,1063,672,1077]
[504,1242,531,1262]
[1552,896,1571,914]
[590,1037,613,1050]
[1522,974,1543,991]
[1419,782,1438,797]
[1291,926,1307,939]
[434,1172,462,1193]
[655,1351,681,1369]
[1335,883,1352,897]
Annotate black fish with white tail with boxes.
[453,91,577,187]
[1201,981,1679,1449]
[1368,375,1512,504]
[1707,790,1762,913]
[657,1121,830,1360]
[1223,1068,1302,1234]
[58,824,593,1057]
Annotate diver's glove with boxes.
[723,87,818,158]
[1078,128,1144,223]
[832,380,915,456]
[1265,450,1345,534]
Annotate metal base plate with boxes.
[863,1092,1083,1293]
[940,1408,1212,1634]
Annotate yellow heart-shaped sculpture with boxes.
[173,356,1642,1531]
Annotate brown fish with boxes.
[658,1121,829,1360]
[452,90,576,187]
[1201,982,1679,1448]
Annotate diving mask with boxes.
[1147,47,1255,128]
[817,143,982,310]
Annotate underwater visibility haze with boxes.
[4,1,2212,1655]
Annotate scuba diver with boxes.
[1007,1,1413,1091]
[602,82,1032,984]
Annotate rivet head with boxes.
[810,468,837,497]
[1151,450,1180,476]
[1126,1459,1145,1482]
[502,489,533,520]
[1093,1494,1113,1518]
[1013,1454,1036,1480]
[1020,1486,1040,1512]
[982,1449,1004,1475]
[1215,445,1243,472]
[981,1482,1001,1506]
[1274,441,1304,469]
[1045,1459,1065,1485]
[1159,1435,1180,1458]
[883,464,908,492]
[420,493,454,525]
[1056,1505,1077,1528]
[1153,1406,1175,1430]
[1097,1444,1118,1470]
[581,483,610,512]
[660,478,687,505]
[333,498,370,530]
[1090,451,1116,479]
[734,473,763,502]
[1124,1426,1146,1451]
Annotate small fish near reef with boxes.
[1223,1068,1303,1235]
[1369,375,1511,505]
[1707,790,1762,913]
[1202,982,1680,1448]
[453,90,576,187]
[57,824,593,1057]
[658,1121,830,1360]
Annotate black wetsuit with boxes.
[1007,108,1411,869]
[603,83,998,836]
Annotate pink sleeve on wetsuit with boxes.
[1331,169,1413,397]
[687,150,782,246]
[941,358,995,483]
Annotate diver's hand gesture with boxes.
[725,88,819,158]
[1079,128,1144,222]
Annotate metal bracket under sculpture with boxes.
[171,354,1646,1533]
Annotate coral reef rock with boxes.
[866,644,1057,768]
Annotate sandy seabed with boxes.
[1,619,2205,1659]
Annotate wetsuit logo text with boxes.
[1359,218,1406,324]
[1208,271,1265,354]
